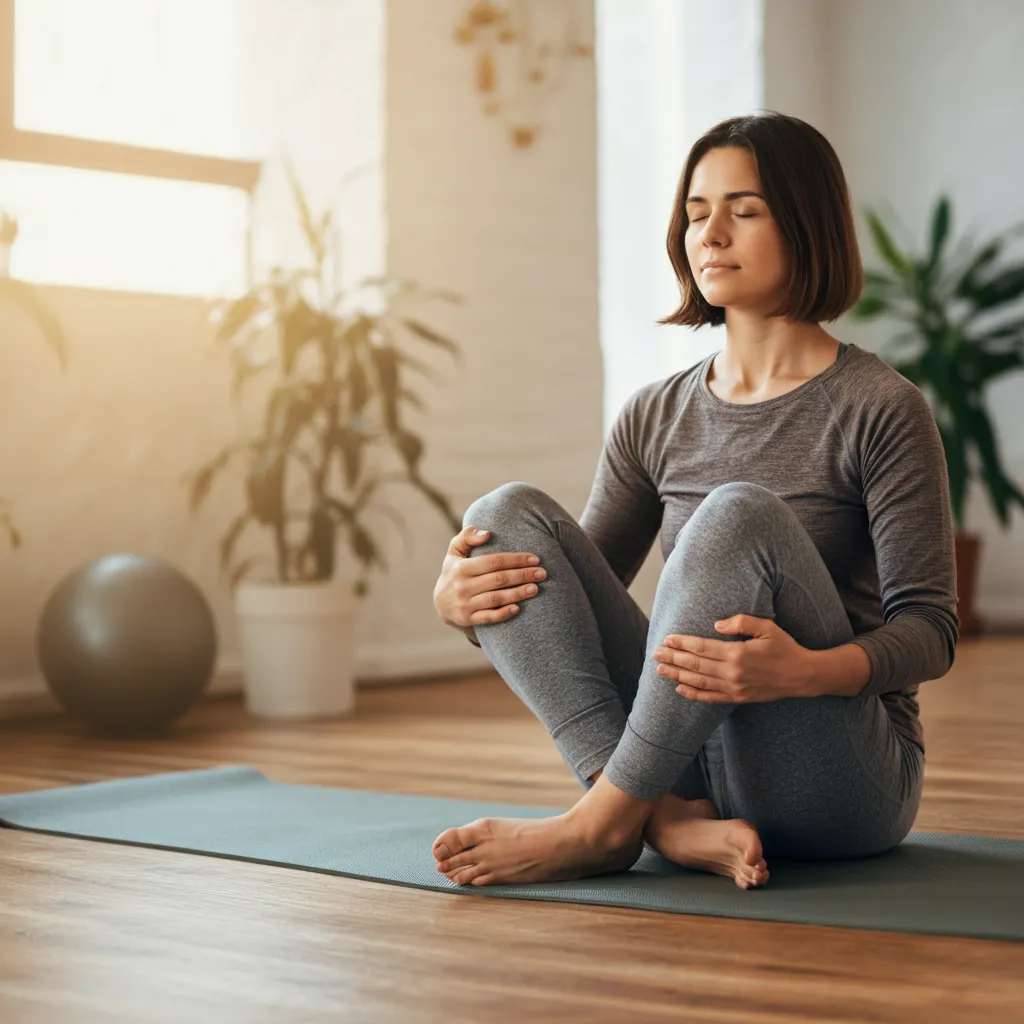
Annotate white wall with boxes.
[826,0,1024,625]
[595,0,764,614]
[0,0,605,716]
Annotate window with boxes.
[0,0,259,297]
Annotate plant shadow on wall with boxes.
[851,195,1024,635]
[185,163,464,600]
[0,210,68,549]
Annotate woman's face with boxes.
[683,146,790,316]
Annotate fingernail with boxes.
[438,844,450,858]
[527,555,540,565]
[476,529,489,536]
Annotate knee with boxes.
[684,481,788,538]
[462,481,555,530]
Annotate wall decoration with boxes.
[453,0,592,148]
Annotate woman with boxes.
[429,112,958,890]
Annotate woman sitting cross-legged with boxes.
[429,111,959,890]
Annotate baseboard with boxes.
[4,600,1022,723]
[0,636,492,723]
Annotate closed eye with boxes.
[689,213,756,223]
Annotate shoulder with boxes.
[828,345,943,470]
[829,343,935,427]
[616,358,705,424]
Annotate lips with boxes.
[702,265,738,272]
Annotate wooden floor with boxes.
[2,636,1024,1023]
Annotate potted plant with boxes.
[1,210,68,549]
[850,195,1024,635]
[186,164,463,719]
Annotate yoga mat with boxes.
[1,765,1022,942]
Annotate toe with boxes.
[439,849,478,872]
[451,864,488,886]
[432,821,491,863]
[432,828,464,861]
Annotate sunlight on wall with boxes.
[0,160,249,297]
[14,0,255,161]
[6,0,253,296]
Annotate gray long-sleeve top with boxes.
[580,340,959,751]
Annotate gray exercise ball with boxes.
[36,554,217,735]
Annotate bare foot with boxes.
[432,813,644,887]
[645,793,769,889]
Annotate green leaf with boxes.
[952,239,1003,300]
[965,346,1024,384]
[961,400,1018,527]
[973,317,1024,345]
[937,422,968,529]
[864,270,901,291]
[967,263,1024,311]
[865,210,912,278]
[928,195,951,271]
[849,294,890,319]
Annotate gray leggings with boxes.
[464,481,924,861]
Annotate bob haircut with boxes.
[659,111,863,328]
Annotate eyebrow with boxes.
[685,191,764,204]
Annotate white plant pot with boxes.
[234,580,359,720]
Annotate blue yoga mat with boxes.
[1,765,1021,942]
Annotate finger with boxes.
[663,634,735,660]
[449,526,491,558]
[674,682,734,704]
[461,551,542,578]
[469,603,520,625]
[654,647,730,682]
[656,664,719,691]
[718,615,772,636]
[469,583,540,614]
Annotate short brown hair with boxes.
[659,111,863,328]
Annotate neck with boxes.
[717,310,838,389]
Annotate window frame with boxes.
[0,0,259,192]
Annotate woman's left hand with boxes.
[652,614,814,704]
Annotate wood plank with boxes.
[1,637,1023,1023]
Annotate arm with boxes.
[802,642,872,697]
[578,385,664,587]
[818,381,959,697]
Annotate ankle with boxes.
[567,775,654,848]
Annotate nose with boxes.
[699,211,728,247]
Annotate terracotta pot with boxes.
[954,531,983,637]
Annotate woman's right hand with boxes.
[432,525,547,630]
